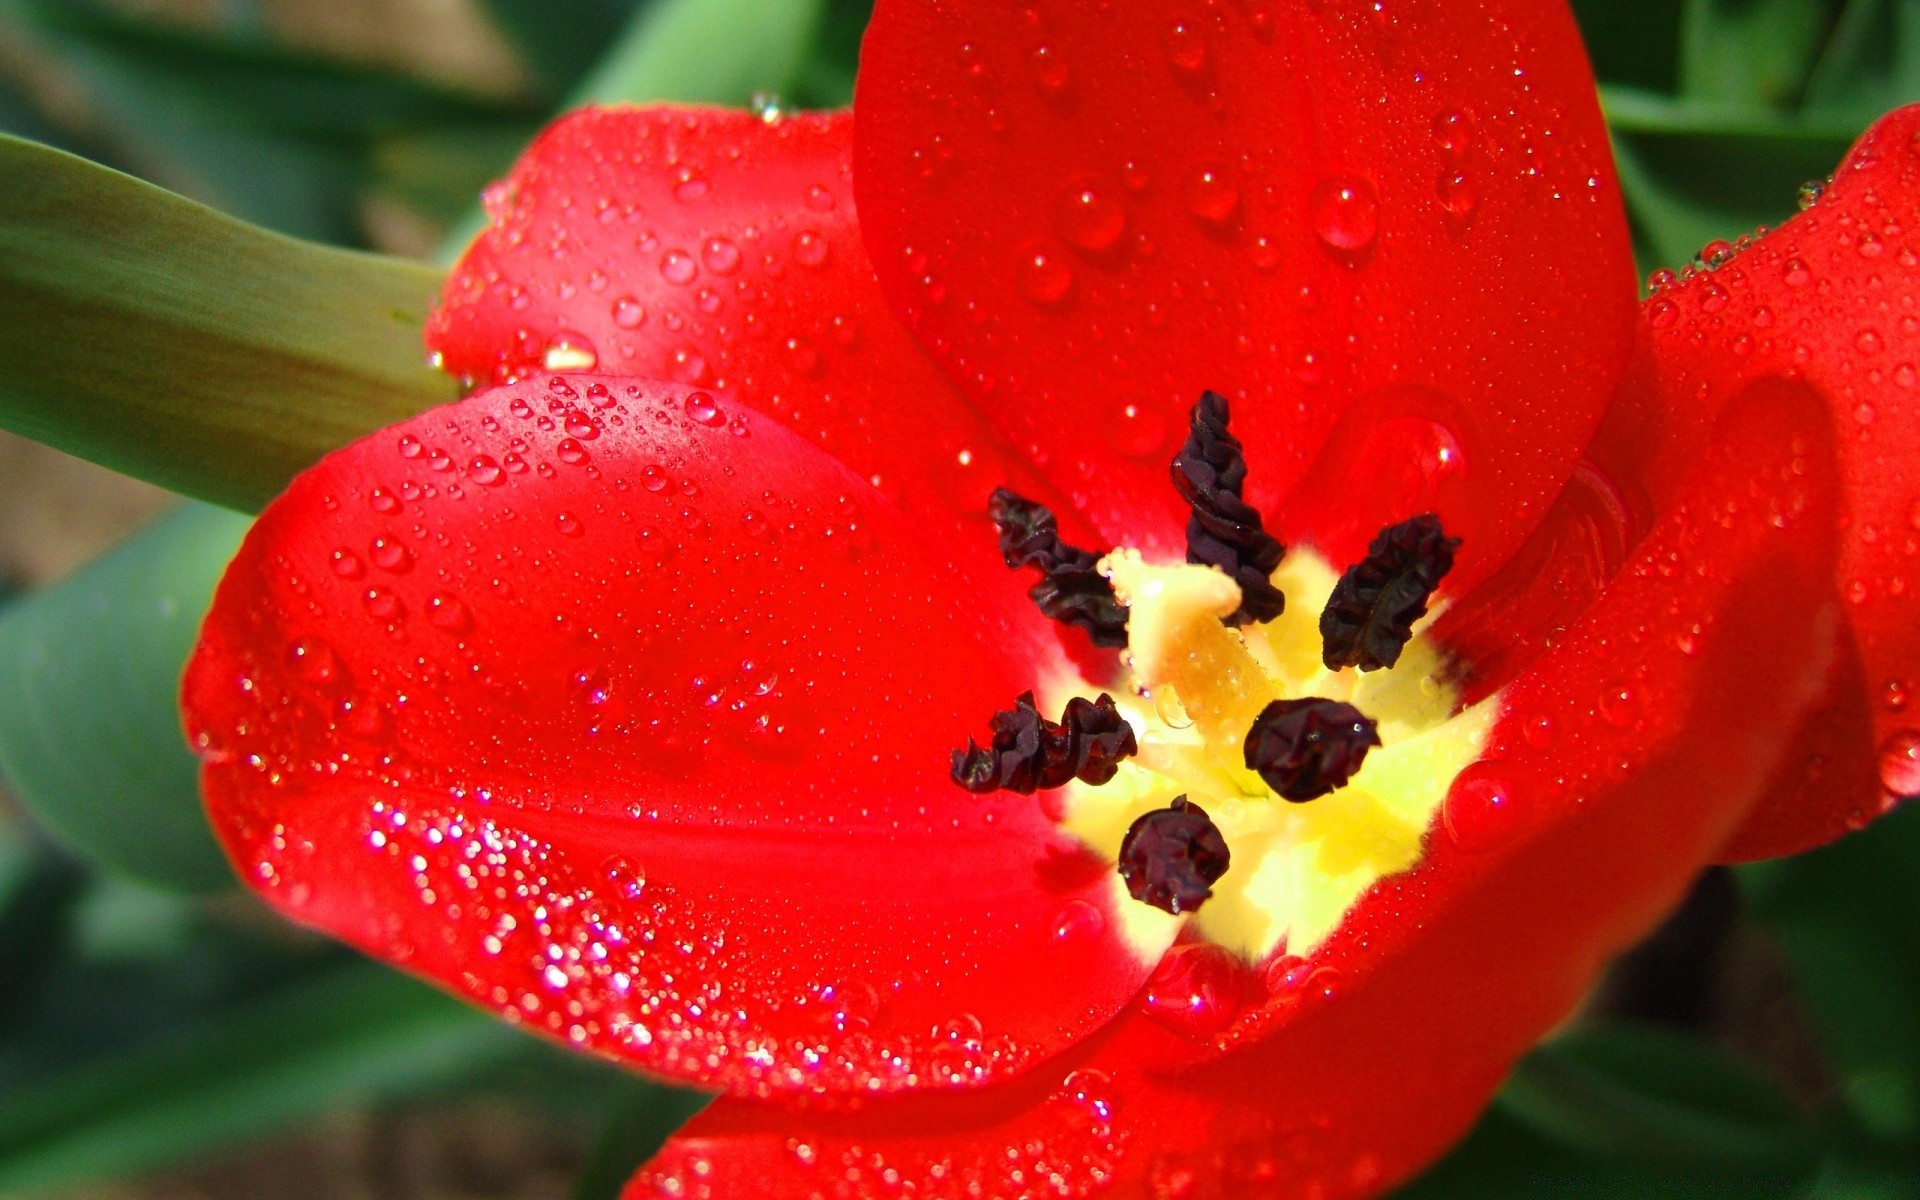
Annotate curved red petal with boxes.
[428,106,1082,567]
[183,374,1161,1099]
[854,0,1636,581]
[1592,105,1920,859]
[626,379,1842,1199]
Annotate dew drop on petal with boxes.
[542,332,598,371]
[1312,177,1379,254]
[684,391,724,426]
[1185,166,1240,225]
[1879,729,1920,797]
[1055,183,1126,253]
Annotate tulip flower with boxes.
[181,1,1920,1196]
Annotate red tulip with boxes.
[182,1,1920,1196]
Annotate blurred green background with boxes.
[0,0,1915,1196]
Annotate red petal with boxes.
[626,379,1843,1198]
[854,0,1637,582]
[183,375,1161,1099]
[428,106,1081,564]
[1593,105,1920,859]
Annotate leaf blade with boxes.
[0,133,456,512]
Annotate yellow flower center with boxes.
[1052,551,1498,964]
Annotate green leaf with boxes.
[577,0,826,109]
[18,0,538,138]
[0,961,523,1195]
[478,0,652,97]
[0,133,456,511]
[1397,1026,1823,1198]
[1803,0,1920,121]
[0,504,250,891]
[1572,0,1685,94]
[1743,802,1920,1145]
[1604,86,1865,273]
[1678,0,1842,109]
[569,1079,711,1200]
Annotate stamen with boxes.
[1320,514,1461,672]
[1170,391,1287,627]
[989,488,1129,648]
[1118,796,1230,915]
[1244,698,1381,802]
[951,691,1137,795]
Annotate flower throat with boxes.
[951,393,1498,962]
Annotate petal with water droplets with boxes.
[1595,104,1920,860]
[625,377,1842,1200]
[854,0,1637,584]
[429,106,1085,580]
[184,374,1162,1100]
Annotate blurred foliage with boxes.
[0,0,1916,1197]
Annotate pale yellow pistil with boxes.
[1052,551,1498,965]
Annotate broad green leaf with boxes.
[18,0,539,138]
[1804,0,1920,120]
[0,133,456,511]
[569,1079,711,1200]
[577,0,825,110]
[1572,0,1685,94]
[1398,1026,1822,1198]
[1743,802,1920,1144]
[0,504,249,891]
[478,0,652,97]
[1604,86,1864,272]
[0,961,522,1195]
[1678,0,1842,109]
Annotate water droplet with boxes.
[702,237,742,274]
[659,249,698,286]
[1140,943,1244,1040]
[1434,109,1473,163]
[362,586,404,621]
[467,455,504,485]
[368,487,400,514]
[1649,298,1678,329]
[1061,1068,1115,1121]
[1055,183,1126,253]
[1108,400,1169,459]
[1878,729,1920,797]
[805,184,835,211]
[397,434,424,459]
[612,296,646,328]
[331,549,366,579]
[369,536,414,574]
[543,333,597,371]
[1797,178,1826,210]
[555,511,584,537]
[1052,899,1106,943]
[1859,328,1887,355]
[640,464,670,493]
[1442,763,1526,853]
[287,638,342,687]
[672,171,708,202]
[684,391,725,426]
[1153,685,1194,729]
[1438,172,1478,230]
[1028,44,1071,93]
[603,855,646,901]
[1164,20,1207,74]
[557,437,591,465]
[1599,684,1637,727]
[427,593,472,634]
[1783,258,1813,287]
[793,229,830,268]
[1311,176,1379,255]
[1185,166,1239,225]
[1019,246,1075,306]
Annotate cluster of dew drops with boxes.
[1643,159,1920,808]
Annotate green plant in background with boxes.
[0,0,1913,1196]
